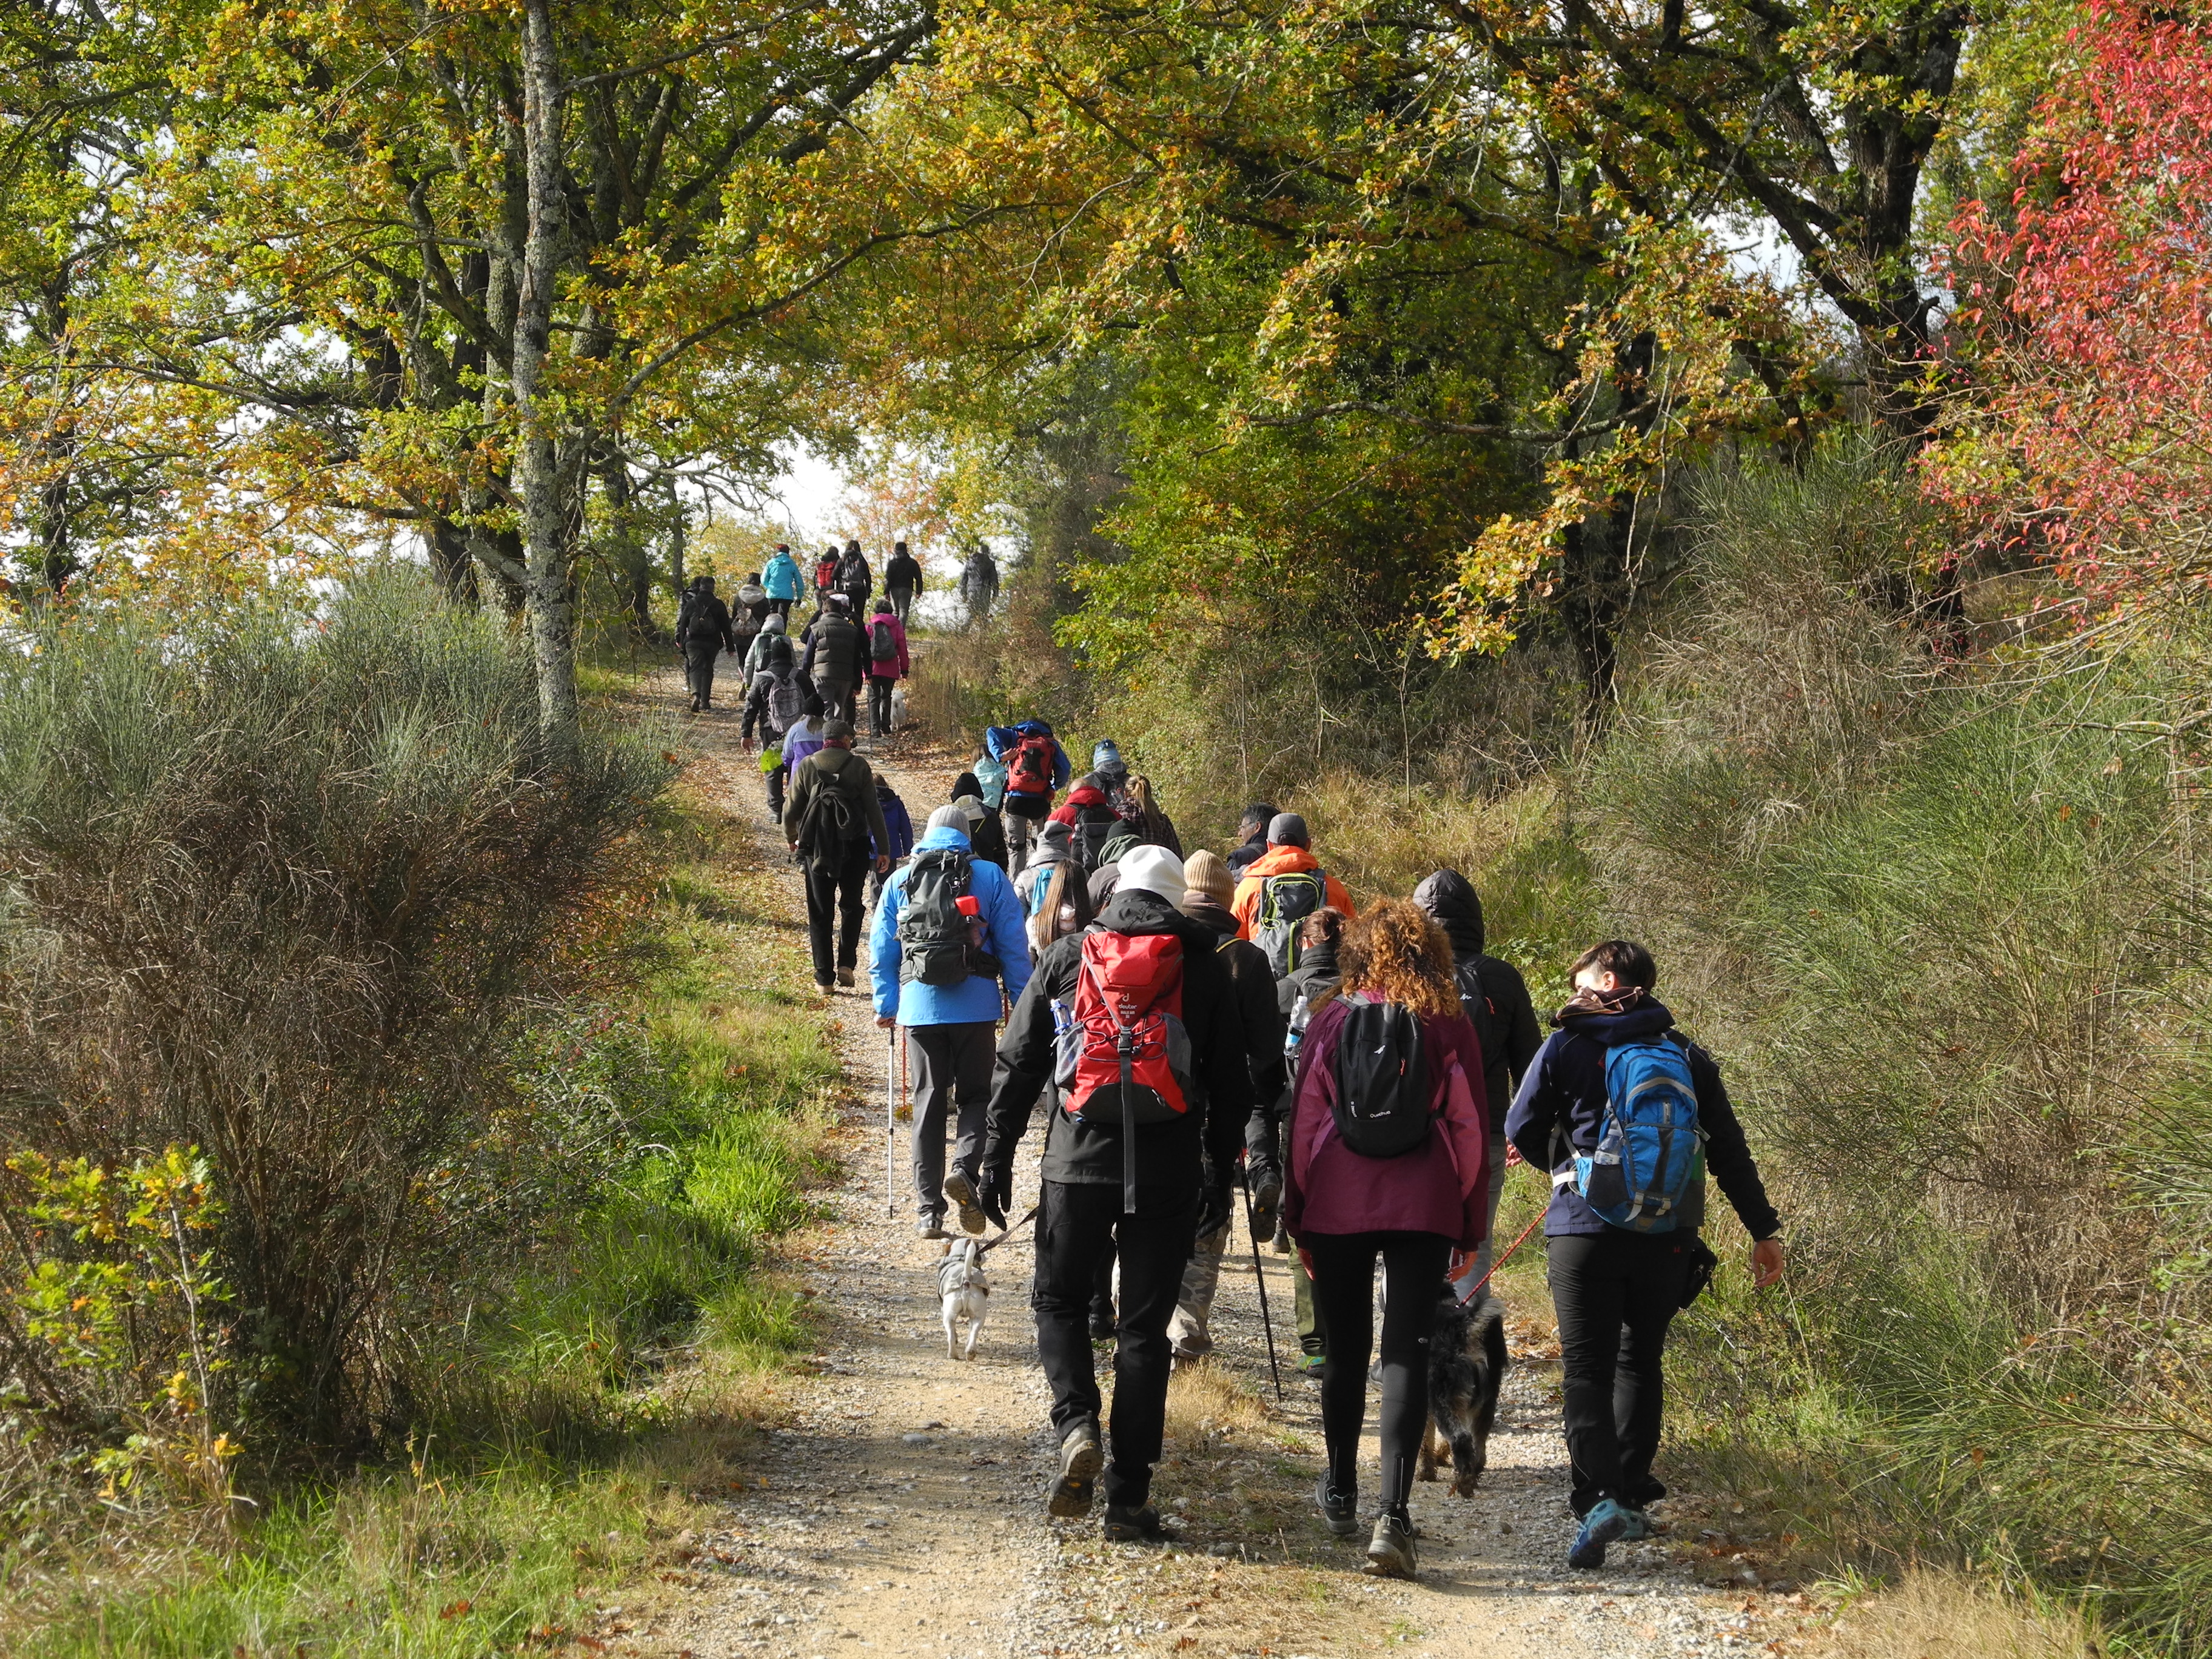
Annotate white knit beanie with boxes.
[1117,845,1185,901]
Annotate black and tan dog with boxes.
[1419,1286,1508,1495]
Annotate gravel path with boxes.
[634,676,1826,1659]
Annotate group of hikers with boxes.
[769,714,1786,1583]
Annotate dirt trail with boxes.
[635,675,1824,1659]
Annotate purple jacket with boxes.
[1284,993,1492,1250]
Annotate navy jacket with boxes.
[1504,997,1780,1240]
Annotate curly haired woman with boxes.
[1282,897,1491,1578]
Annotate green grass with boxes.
[9,792,843,1655]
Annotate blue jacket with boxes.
[873,783,914,861]
[762,551,804,601]
[984,722,1071,794]
[870,826,1031,1025]
[1504,997,1780,1240]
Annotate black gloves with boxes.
[1195,1182,1232,1242]
[976,1162,1011,1230]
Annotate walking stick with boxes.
[1241,1167,1284,1401]
[884,1027,898,1218]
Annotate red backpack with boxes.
[1053,930,1197,1207]
[1007,733,1056,797]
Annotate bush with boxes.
[0,571,671,1456]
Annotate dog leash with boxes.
[1456,1145,1539,1305]
[975,1205,1038,1255]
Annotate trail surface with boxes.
[625,669,1825,1659]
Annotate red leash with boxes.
[1456,1144,1541,1305]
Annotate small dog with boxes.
[938,1236,990,1360]
[1419,1287,1508,1495]
[890,684,910,731]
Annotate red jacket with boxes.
[1283,993,1490,1249]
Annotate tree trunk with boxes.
[426,518,481,603]
[514,0,578,748]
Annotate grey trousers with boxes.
[1449,1134,1514,1299]
[1004,810,1040,879]
[1169,1220,1233,1358]
[907,1021,996,1222]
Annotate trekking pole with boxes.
[1241,1167,1284,1401]
[884,1027,897,1218]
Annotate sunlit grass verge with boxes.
[9,791,841,1655]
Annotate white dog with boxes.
[937,1236,990,1360]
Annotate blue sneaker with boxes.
[1618,1508,1654,1542]
[1567,1496,1633,1569]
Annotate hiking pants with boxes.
[767,760,788,820]
[768,596,793,620]
[868,675,894,738]
[1004,811,1039,879]
[1168,1219,1232,1358]
[1305,1230,1452,1518]
[1449,1133,1513,1299]
[1546,1230,1692,1517]
[1034,1178,1198,1509]
[685,642,722,707]
[888,585,914,625]
[906,1021,994,1225]
[802,853,870,986]
[1245,1105,1282,1189]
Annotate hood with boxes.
[1412,870,1485,955]
[811,744,861,777]
[1557,996,1676,1047]
[1290,941,1341,993]
[736,579,768,602]
[1094,886,1207,943]
[952,771,984,800]
[916,824,972,853]
[1065,779,1110,808]
[1245,843,1324,880]
[1180,895,1238,938]
[760,612,787,634]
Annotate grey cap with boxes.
[822,717,856,740]
[1267,812,1309,848]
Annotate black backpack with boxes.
[1330,998,1432,1158]
[1451,959,1507,1075]
[871,616,899,662]
[794,763,871,864]
[675,588,702,642]
[897,848,974,985]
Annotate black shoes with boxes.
[1315,1473,1358,1538]
[1102,1503,1176,1543]
[1088,1305,1116,1341]
[1365,1511,1418,1578]
[1048,1419,1104,1518]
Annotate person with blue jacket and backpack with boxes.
[1505,939,1785,1572]
[762,543,804,617]
[870,803,1031,1239]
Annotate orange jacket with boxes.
[1230,844,1356,939]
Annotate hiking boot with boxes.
[1088,1307,1116,1342]
[1315,1473,1357,1538]
[1270,1221,1293,1255]
[1618,1508,1655,1543]
[1102,1502,1176,1543]
[1567,1496,1633,1570]
[942,1171,987,1236]
[1364,1512,1418,1579]
[1250,1171,1283,1236]
[1048,1420,1104,1518]
[1298,1355,1326,1384]
[917,1216,948,1241]
[836,966,856,988]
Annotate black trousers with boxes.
[907,1022,995,1222]
[768,596,793,618]
[868,675,894,737]
[1034,1178,1198,1509]
[1546,1229,1692,1517]
[685,643,722,706]
[1305,1230,1452,1518]
[802,854,869,985]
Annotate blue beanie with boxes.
[1093,739,1125,776]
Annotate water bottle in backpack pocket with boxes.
[897,848,976,986]
[1558,1034,1706,1232]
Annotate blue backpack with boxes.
[1559,1034,1704,1233]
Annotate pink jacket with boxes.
[1283,993,1490,1250]
[863,612,910,679]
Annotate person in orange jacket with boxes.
[1230,813,1357,977]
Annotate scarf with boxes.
[1552,983,1645,1025]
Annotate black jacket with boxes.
[1504,997,1780,1241]
[679,592,736,653]
[1183,897,1289,1109]
[1225,832,1267,879]
[802,614,862,686]
[886,551,923,593]
[834,550,872,602]
[984,890,1251,1196]
[952,773,1009,869]
[1412,871,1543,1135]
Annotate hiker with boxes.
[1085,834,1143,910]
[1225,803,1277,878]
[970,746,1008,817]
[677,573,737,712]
[742,648,812,818]
[731,570,770,685]
[1414,870,1544,1294]
[951,771,1009,870]
[1505,940,1785,1571]
[864,597,911,739]
[870,776,915,908]
[1231,813,1357,974]
[783,719,892,991]
[802,592,863,725]
[885,539,923,623]
[988,719,1071,877]
[1013,819,1092,959]
[1054,740,1139,870]
[745,611,793,680]
[1285,899,1491,1581]
[1127,776,1182,857]
[1281,907,1349,1378]
[836,538,873,611]
[776,692,831,822]
[959,542,999,621]
[762,542,804,618]
[871,802,1030,1239]
[974,845,1252,1541]
[1168,850,1289,1363]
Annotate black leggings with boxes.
[1304,1230,1451,1518]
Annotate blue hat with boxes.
[1093,739,1125,777]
